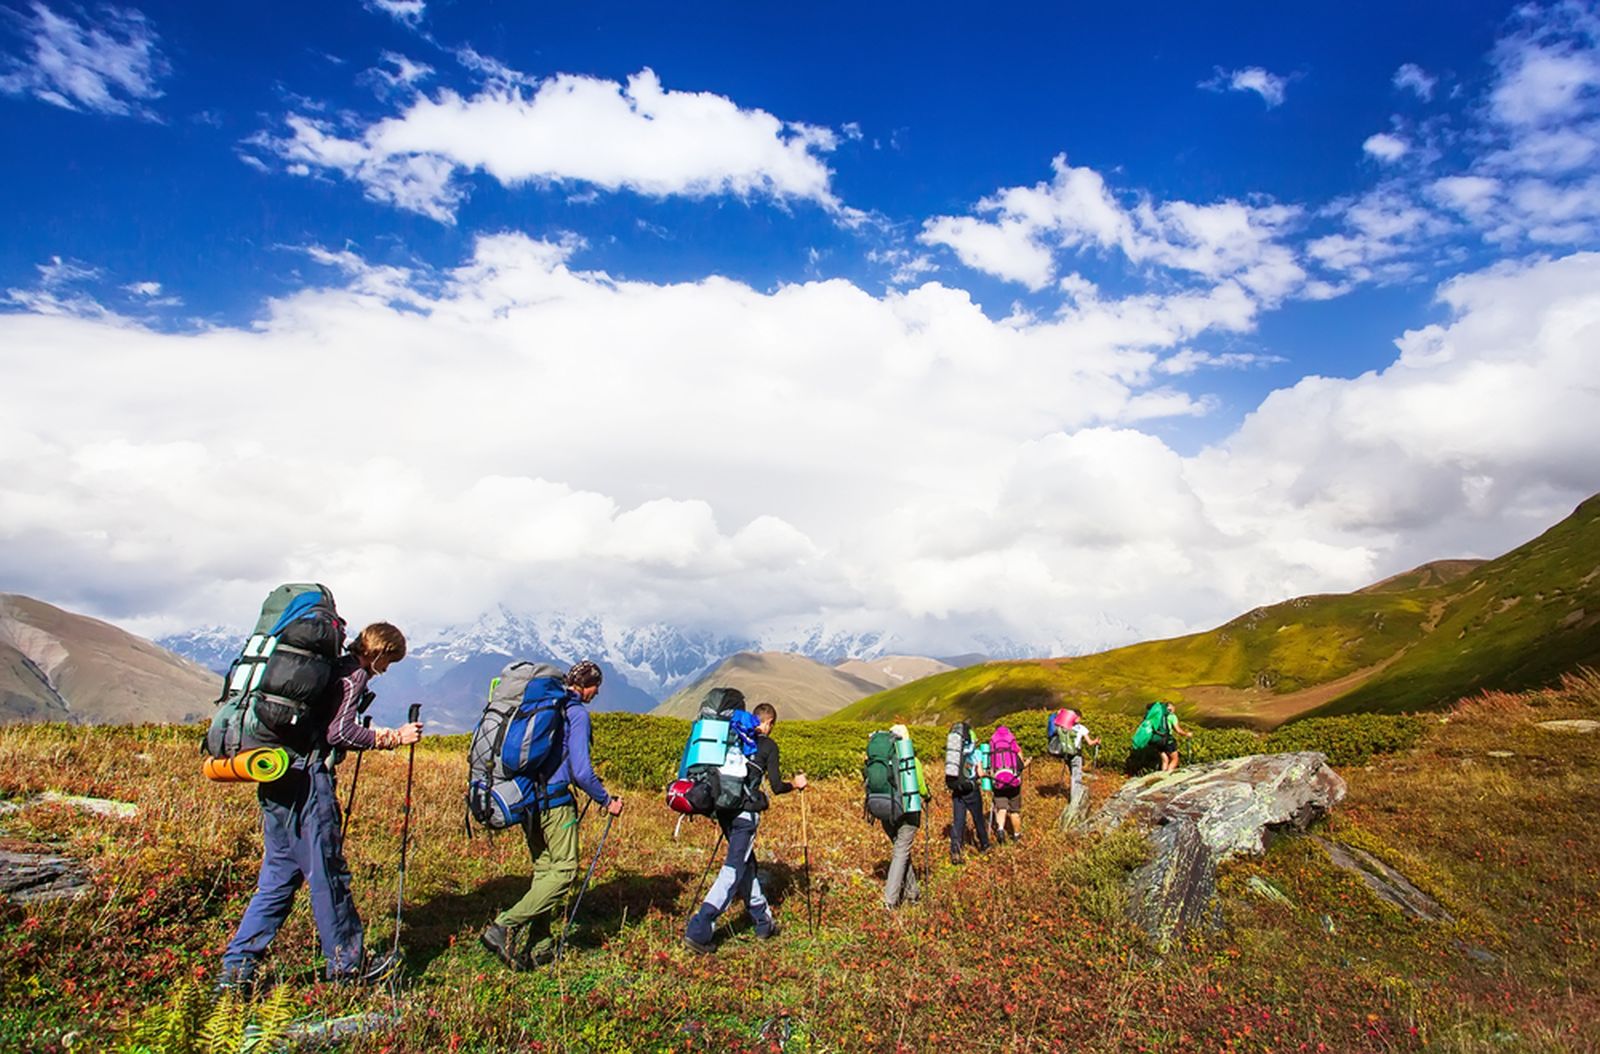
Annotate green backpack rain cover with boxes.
[1131,701,1169,750]
[863,730,903,823]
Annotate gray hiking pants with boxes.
[1068,754,1085,806]
[880,815,921,909]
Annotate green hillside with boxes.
[836,495,1600,728]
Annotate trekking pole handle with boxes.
[407,703,421,724]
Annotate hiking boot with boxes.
[479,923,524,972]
[330,948,401,986]
[754,918,781,940]
[522,943,558,969]
[214,960,257,999]
[950,849,965,866]
[683,934,716,955]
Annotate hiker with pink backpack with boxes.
[987,725,1030,844]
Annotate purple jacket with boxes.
[534,700,611,809]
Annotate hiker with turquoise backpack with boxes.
[214,593,421,996]
[682,696,806,953]
[474,660,623,971]
[865,724,929,909]
[987,724,1030,845]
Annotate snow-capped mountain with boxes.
[157,607,1079,732]
[156,626,244,675]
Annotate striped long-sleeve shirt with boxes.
[323,655,380,752]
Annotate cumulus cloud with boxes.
[1200,66,1289,107]
[1393,63,1437,101]
[1363,132,1410,162]
[919,154,1304,300]
[250,67,842,222]
[0,2,168,118]
[9,235,1595,652]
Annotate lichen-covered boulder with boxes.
[1088,752,1346,950]
[1091,751,1346,860]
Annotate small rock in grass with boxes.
[1246,875,1293,907]
[1487,750,1515,758]
[1535,719,1600,734]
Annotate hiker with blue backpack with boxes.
[865,724,929,909]
[987,724,1030,844]
[476,660,624,971]
[681,697,807,953]
[216,608,422,995]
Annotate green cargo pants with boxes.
[495,802,579,958]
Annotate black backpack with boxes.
[669,687,762,816]
[203,584,346,758]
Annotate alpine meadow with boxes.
[6,1,1600,1052]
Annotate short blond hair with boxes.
[350,622,407,663]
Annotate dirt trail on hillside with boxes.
[1186,653,1405,729]
[1188,598,1452,729]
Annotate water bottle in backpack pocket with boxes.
[465,661,569,830]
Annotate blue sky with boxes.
[3,0,1600,653]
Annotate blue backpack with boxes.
[465,661,570,830]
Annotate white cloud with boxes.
[369,51,432,94]
[5,256,113,318]
[1393,63,1437,101]
[1201,66,1289,107]
[4,240,1598,654]
[0,2,167,119]
[365,0,424,26]
[1363,132,1410,162]
[919,154,1304,301]
[252,67,842,222]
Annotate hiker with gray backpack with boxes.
[865,724,929,909]
[470,660,623,971]
[943,721,989,864]
[211,587,422,995]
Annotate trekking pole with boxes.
[800,789,815,934]
[343,716,372,827]
[690,829,726,910]
[390,704,421,962]
[557,811,615,961]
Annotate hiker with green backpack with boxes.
[1131,700,1192,772]
[215,607,422,995]
[864,724,929,909]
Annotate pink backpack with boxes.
[989,726,1022,789]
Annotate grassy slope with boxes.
[1318,496,1600,715]
[838,496,1600,728]
[3,677,1598,1052]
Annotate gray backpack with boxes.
[465,661,570,830]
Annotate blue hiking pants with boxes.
[687,811,773,943]
[223,762,364,977]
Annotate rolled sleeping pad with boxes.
[204,747,291,783]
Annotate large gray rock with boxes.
[1092,751,1347,859]
[1089,752,1346,950]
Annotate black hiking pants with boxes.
[947,779,990,855]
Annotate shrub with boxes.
[1263,713,1426,766]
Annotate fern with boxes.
[251,985,295,1050]
[200,991,245,1054]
